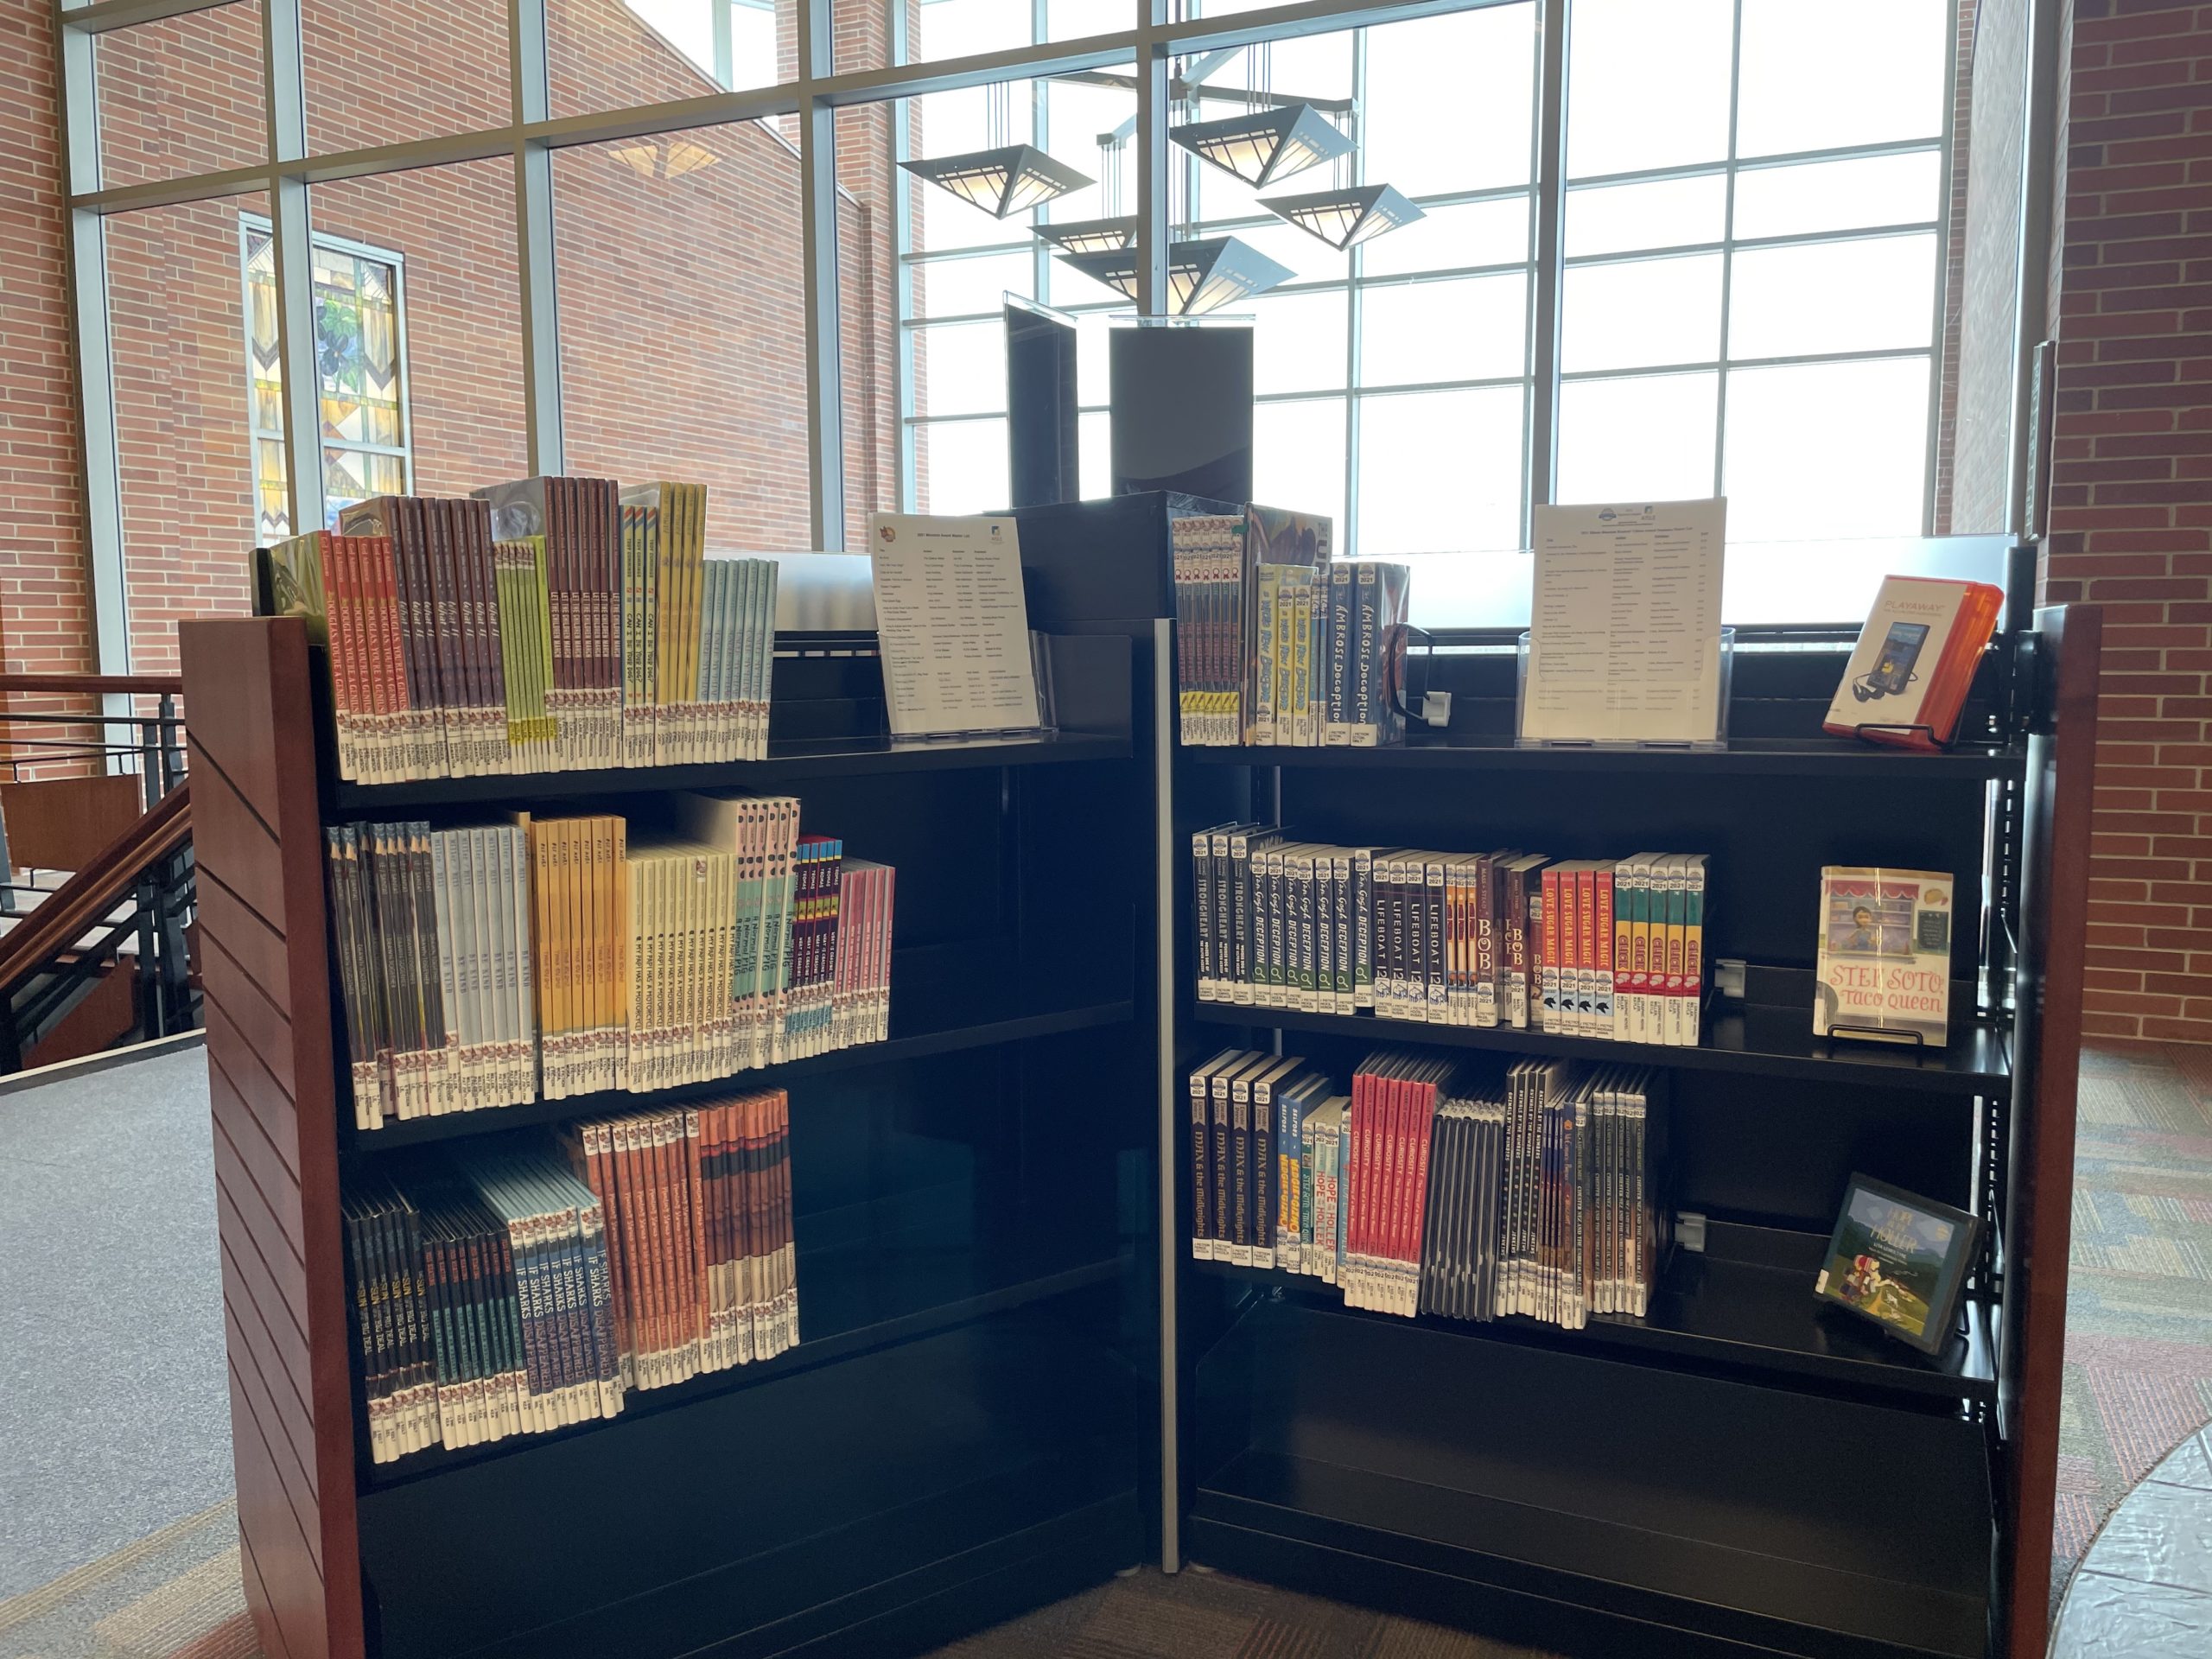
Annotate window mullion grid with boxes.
[1342,24,1366,556]
[513,0,563,476]
[60,13,132,683]
[264,0,324,543]
[1711,0,1744,501]
[1135,3,1171,318]
[1526,0,1566,533]
[1923,0,1962,536]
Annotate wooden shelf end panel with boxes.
[181,616,365,1659]
[2001,603,2101,1659]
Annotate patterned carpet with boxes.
[2053,1042,2212,1599]
[7,1040,2211,1658]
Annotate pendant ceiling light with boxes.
[1033,215,1141,255]
[1055,236,1294,317]
[1263,182,1425,250]
[1171,102,1353,189]
[900,144,1092,219]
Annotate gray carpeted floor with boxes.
[0,1046,231,1600]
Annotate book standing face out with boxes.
[1823,575,2005,751]
[1813,867,1953,1046]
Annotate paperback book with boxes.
[1813,866,1953,1046]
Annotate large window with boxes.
[894,0,1954,604]
[242,222,413,541]
[62,0,1971,678]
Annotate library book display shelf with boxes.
[181,501,1177,1659]
[1172,575,2097,1659]
[186,498,2094,1659]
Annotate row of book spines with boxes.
[1166,514,1241,747]
[329,812,893,1128]
[1414,1066,1659,1332]
[286,502,778,782]
[566,1094,796,1398]
[1192,832,1710,1047]
[1185,1051,1662,1329]
[353,1096,797,1465]
[1169,543,1408,750]
[1189,1047,1446,1302]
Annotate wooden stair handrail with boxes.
[0,783,192,998]
[0,673,185,696]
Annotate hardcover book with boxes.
[1822,575,2005,752]
[1814,866,1953,1046]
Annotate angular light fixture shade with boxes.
[1263,182,1426,250]
[899,144,1092,219]
[1054,235,1294,317]
[1033,215,1141,256]
[1169,103,1353,189]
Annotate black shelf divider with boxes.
[1192,1001,2012,1096]
[1192,1246,1996,1402]
[343,934,1136,1150]
[360,1219,1126,1492]
[1188,734,2026,781]
[327,728,1132,813]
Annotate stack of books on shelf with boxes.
[265,476,778,784]
[1169,503,1409,749]
[346,1090,796,1465]
[1193,830,1709,1046]
[1188,1047,1667,1330]
[327,798,895,1129]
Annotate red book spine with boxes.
[1406,1077,1435,1274]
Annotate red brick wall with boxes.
[0,0,93,683]
[2043,0,2212,1041]
[30,0,899,684]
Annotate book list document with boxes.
[1522,500,1727,746]
[868,512,1043,739]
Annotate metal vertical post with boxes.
[1710,0,1744,502]
[513,0,565,476]
[1135,0,1170,319]
[1525,0,1567,531]
[2007,0,2065,539]
[799,0,846,548]
[1150,615,1179,1574]
[264,0,326,540]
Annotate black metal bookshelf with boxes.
[1164,599,2099,1659]
[185,505,1185,1659]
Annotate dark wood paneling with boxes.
[183,618,363,1659]
[188,759,288,938]
[2003,605,2100,1659]
[206,1001,302,1184]
[237,1514,296,1659]
[0,774,143,870]
[198,868,290,1008]
[229,1364,326,1632]
[227,1301,320,1505]
[213,1135,308,1325]
[221,1237,314,1445]
[202,935,299,1108]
